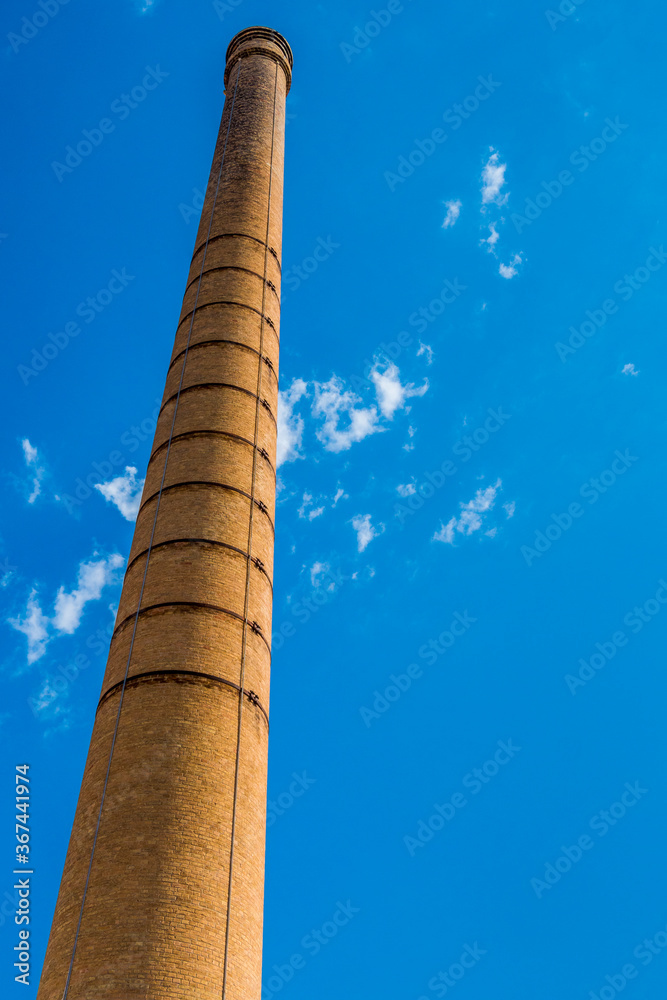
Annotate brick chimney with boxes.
[37,26,292,1000]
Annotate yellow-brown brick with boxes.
[37,25,292,1000]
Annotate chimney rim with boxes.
[225,26,293,91]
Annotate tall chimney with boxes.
[37,26,292,1000]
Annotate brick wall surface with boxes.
[37,26,292,1000]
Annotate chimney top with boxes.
[225,26,293,92]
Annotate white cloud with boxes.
[310,561,330,587]
[622,363,639,376]
[53,554,125,634]
[21,439,46,504]
[10,552,126,665]
[277,378,308,466]
[22,440,38,465]
[397,482,417,497]
[433,519,456,544]
[442,199,462,229]
[95,466,144,521]
[31,677,59,714]
[403,425,417,452]
[503,501,516,518]
[417,342,434,365]
[285,363,429,460]
[298,493,325,521]
[370,363,428,420]
[499,253,523,279]
[28,675,73,733]
[9,590,50,664]
[481,222,501,254]
[332,488,348,507]
[351,513,383,552]
[0,557,16,589]
[312,376,382,453]
[433,479,503,544]
[481,149,508,206]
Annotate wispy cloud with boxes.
[417,342,434,365]
[9,552,125,664]
[312,376,382,453]
[29,676,73,735]
[310,561,332,588]
[95,466,144,521]
[442,199,462,229]
[403,425,417,452]
[0,556,17,589]
[622,363,639,376]
[21,439,46,504]
[298,493,325,521]
[332,487,348,507]
[351,513,384,552]
[499,253,523,279]
[277,378,308,466]
[281,362,429,460]
[433,479,504,544]
[397,482,417,497]
[503,501,516,518]
[370,363,429,420]
[8,590,50,664]
[481,149,508,206]
[481,222,501,254]
[52,554,125,634]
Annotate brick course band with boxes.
[112,601,272,651]
[183,265,282,300]
[126,538,274,590]
[191,231,283,270]
[149,430,278,478]
[97,670,270,727]
[177,298,281,335]
[137,481,277,532]
[37,25,291,1000]
[159,382,277,423]
[167,341,280,385]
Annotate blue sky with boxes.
[2,0,667,997]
